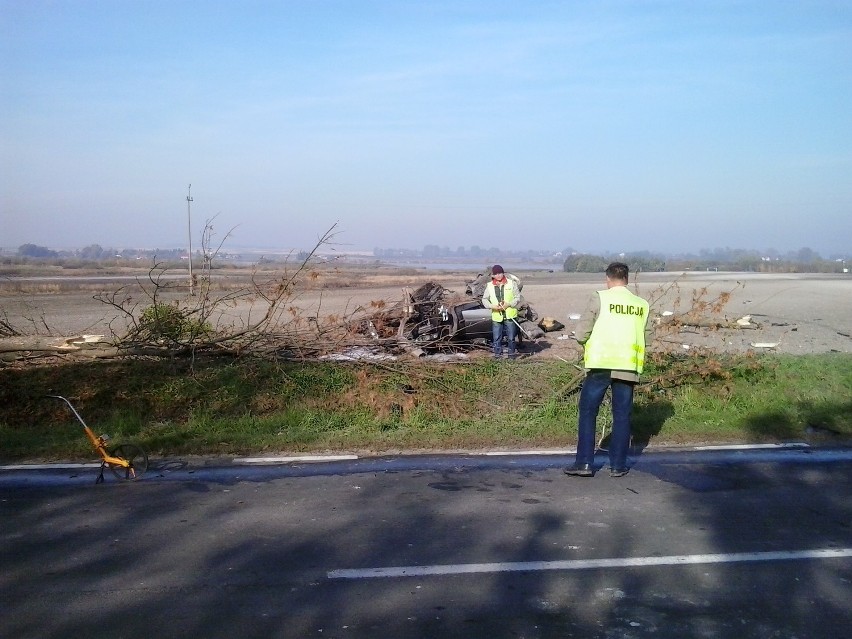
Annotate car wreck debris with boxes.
[360,275,544,355]
[538,317,565,332]
[655,313,761,330]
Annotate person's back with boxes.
[583,285,649,375]
[565,262,649,478]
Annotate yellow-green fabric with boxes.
[485,280,519,321]
[583,287,649,374]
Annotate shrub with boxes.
[139,303,212,342]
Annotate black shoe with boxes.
[610,467,629,478]
[564,463,594,477]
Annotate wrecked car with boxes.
[361,273,545,355]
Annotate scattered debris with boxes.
[657,314,760,330]
[320,347,398,361]
[360,274,545,355]
[538,317,564,332]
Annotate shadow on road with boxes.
[2,449,850,637]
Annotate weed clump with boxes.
[138,303,212,343]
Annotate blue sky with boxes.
[2,1,851,256]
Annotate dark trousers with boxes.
[575,369,635,469]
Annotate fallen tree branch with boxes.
[656,315,761,330]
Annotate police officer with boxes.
[564,262,650,477]
[481,264,520,359]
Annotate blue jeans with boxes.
[492,319,517,357]
[575,369,634,469]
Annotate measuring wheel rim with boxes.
[107,443,149,480]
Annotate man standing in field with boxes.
[564,262,650,478]
[481,264,521,359]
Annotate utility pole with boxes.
[186,184,194,296]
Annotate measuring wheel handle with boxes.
[45,395,150,483]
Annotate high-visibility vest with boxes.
[583,287,649,373]
[485,280,519,321]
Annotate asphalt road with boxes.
[2,448,851,639]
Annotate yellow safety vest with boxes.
[485,280,519,322]
[583,287,649,374]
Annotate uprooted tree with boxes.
[0,222,767,392]
[96,222,370,362]
[3,219,556,364]
[0,223,353,364]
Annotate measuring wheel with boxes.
[107,443,149,480]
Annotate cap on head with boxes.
[491,264,504,275]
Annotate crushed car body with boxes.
[361,272,545,356]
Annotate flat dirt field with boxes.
[2,268,852,359]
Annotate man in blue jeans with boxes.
[481,264,520,359]
[564,262,651,477]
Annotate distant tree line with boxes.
[373,245,572,261]
[6,244,250,268]
[14,243,186,260]
[7,242,848,274]
[375,245,848,273]
[563,247,849,274]
[3,244,189,270]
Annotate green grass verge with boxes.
[1,354,850,461]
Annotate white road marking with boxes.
[0,463,100,471]
[483,443,811,456]
[327,548,852,580]
[483,450,575,456]
[693,443,809,451]
[233,455,358,464]
[0,442,838,471]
